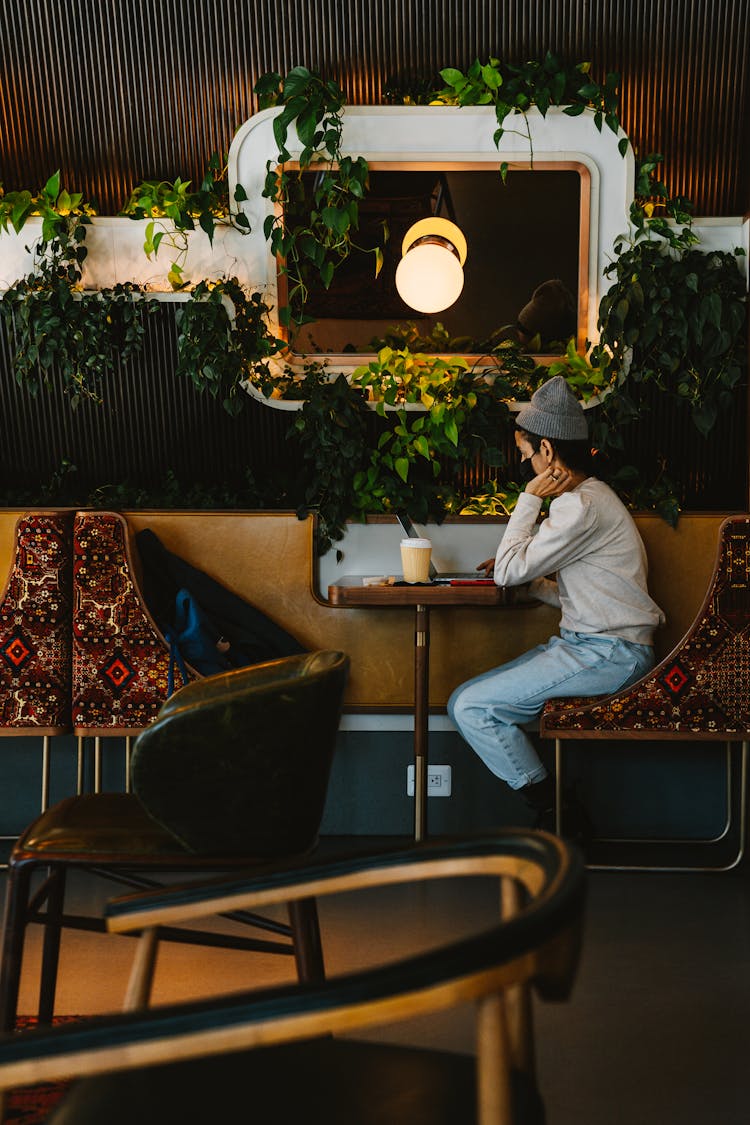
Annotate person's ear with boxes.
[539,438,555,465]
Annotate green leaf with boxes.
[11,198,32,233]
[691,400,718,437]
[282,66,313,99]
[395,457,410,482]
[439,67,466,88]
[44,171,61,200]
[199,212,215,241]
[167,263,184,290]
[481,63,503,90]
[414,435,430,459]
[320,259,335,289]
[272,114,291,161]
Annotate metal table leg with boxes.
[413,603,430,841]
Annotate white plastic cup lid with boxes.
[401,538,431,548]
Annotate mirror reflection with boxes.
[284,165,586,356]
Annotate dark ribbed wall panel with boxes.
[1,0,748,215]
[0,1,747,514]
[0,303,744,511]
[0,308,300,501]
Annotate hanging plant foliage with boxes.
[0,172,158,406]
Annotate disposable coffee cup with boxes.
[400,537,432,583]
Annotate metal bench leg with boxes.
[726,740,748,872]
[41,735,51,813]
[554,740,564,837]
[553,738,748,872]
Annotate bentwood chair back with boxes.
[0,832,586,1125]
[0,650,349,1032]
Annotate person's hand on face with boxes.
[515,432,571,498]
[524,464,572,498]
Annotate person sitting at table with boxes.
[447,375,665,833]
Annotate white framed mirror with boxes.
[228,104,634,404]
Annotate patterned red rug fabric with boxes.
[2,1018,79,1125]
[3,1080,69,1125]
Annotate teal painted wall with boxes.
[0,728,730,864]
[319,730,728,839]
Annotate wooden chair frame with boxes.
[0,651,349,1032]
[0,832,585,1125]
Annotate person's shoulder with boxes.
[576,478,640,527]
[549,484,598,527]
[576,477,621,505]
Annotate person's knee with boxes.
[449,683,497,739]
[447,682,465,725]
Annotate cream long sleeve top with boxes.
[494,477,665,646]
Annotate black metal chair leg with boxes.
[288,897,325,984]
[38,866,66,1025]
[0,863,33,1032]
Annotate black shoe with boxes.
[531,804,556,832]
[520,775,556,812]
[531,790,593,848]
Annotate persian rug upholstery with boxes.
[0,513,73,733]
[2,1017,77,1124]
[2,1081,67,1125]
[542,516,750,737]
[71,512,194,734]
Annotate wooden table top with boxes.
[326,576,515,607]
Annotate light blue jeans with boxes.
[447,630,655,790]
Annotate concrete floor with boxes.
[3,850,750,1125]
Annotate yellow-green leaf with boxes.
[395,457,409,482]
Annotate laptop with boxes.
[395,514,496,584]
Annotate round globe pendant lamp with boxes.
[395,217,468,315]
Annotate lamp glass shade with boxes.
[395,242,465,314]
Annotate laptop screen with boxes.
[395,513,495,584]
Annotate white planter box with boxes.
[0,216,257,293]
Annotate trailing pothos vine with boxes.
[595,156,746,440]
[427,53,626,176]
[252,56,624,329]
[0,172,159,405]
[121,153,251,290]
[175,279,283,416]
[549,155,747,524]
[254,66,385,333]
[0,57,745,542]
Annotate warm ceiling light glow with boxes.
[395,218,467,315]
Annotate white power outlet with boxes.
[406,764,452,797]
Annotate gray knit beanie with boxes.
[515,376,588,441]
